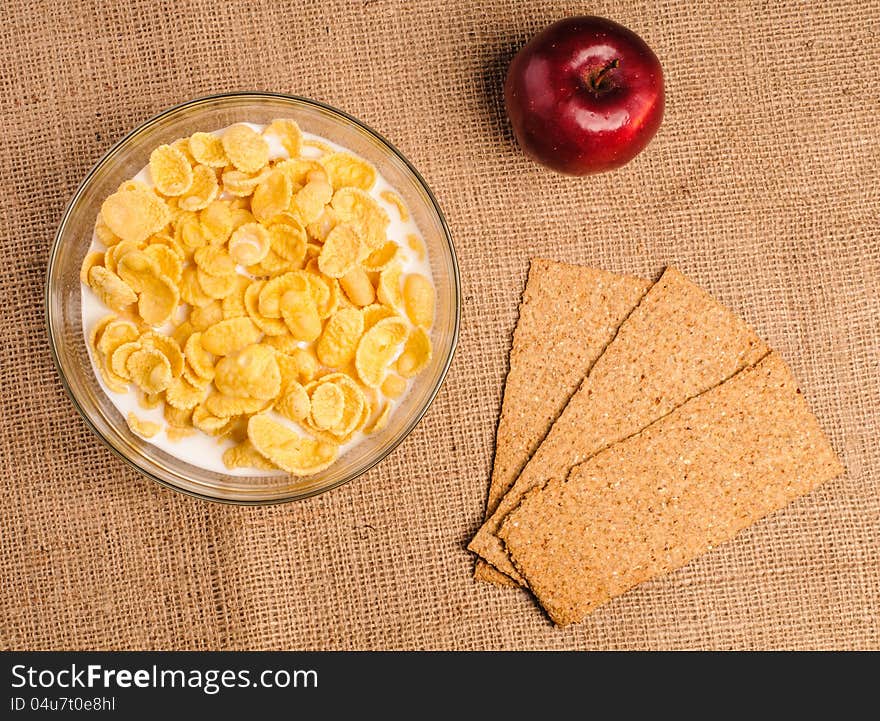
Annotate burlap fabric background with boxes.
[1,0,877,650]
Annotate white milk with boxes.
[81,123,433,476]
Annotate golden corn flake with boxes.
[98,357,129,393]
[200,200,234,245]
[320,373,367,437]
[230,206,256,230]
[166,376,209,410]
[171,137,197,166]
[248,414,338,475]
[274,347,318,387]
[317,224,360,278]
[165,426,194,441]
[174,211,207,250]
[275,381,311,422]
[362,241,399,272]
[396,326,432,378]
[364,402,391,435]
[96,318,139,357]
[182,361,212,389]
[259,271,310,318]
[144,243,182,284]
[316,308,364,368]
[80,251,105,285]
[213,343,280,400]
[251,169,293,224]
[244,281,288,336]
[381,373,407,399]
[340,267,376,307]
[139,331,185,377]
[331,187,389,250]
[268,222,307,265]
[249,247,295,277]
[290,347,319,382]
[228,222,270,266]
[178,164,219,212]
[201,317,261,356]
[407,233,425,261]
[89,314,117,355]
[189,300,224,331]
[222,275,251,319]
[136,271,179,326]
[192,405,231,435]
[272,158,322,191]
[170,320,195,348]
[164,196,182,223]
[265,333,299,355]
[280,289,322,343]
[115,249,160,292]
[194,245,235,277]
[148,231,184,255]
[88,266,137,312]
[189,131,229,168]
[267,209,304,227]
[101,188,170,244]
[222,124,269,173]
[403,273,434,328]
[149,144,194,197]
[204,392,268,418]
[376,262,403,309]
[184,332,216,381]
[306,273,338,319]
[222,168,266,197]
[103,239,142,275]
[127,412,161,439]
[126,347,172,394]
[138,391,164,410]
[293,178,333,224]
[264,118,303,157]
[109,341,141,380]
[355,316,408,387]
[196,267,237,300]
[164,402,194,426]
[94,213,121,247]
[309,381,346,430]
[303,138,334,155]
[321,151,377,192]
[362,303,396,330]
[306,206,338,243]
[180,266,214,308]
[380,189,409,222]
[223,439,277,471]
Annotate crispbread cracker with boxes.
[469,267,769,582]
[499,352,844,626]
[476,260,649,586]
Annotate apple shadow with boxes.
[479,38,523,150]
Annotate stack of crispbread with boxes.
[469,259,843,626]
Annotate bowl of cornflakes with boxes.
[46,92,460,504]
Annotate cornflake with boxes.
[321,152,377,192]
[149,144,193,197]
[222,124,269,173]
[127,412,161,439]
[189,132,229,168]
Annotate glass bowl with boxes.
[46,92,460,504]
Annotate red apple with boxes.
[505,16,664,175]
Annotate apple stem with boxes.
[585,58,620,94]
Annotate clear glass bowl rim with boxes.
[45,91,461,505]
